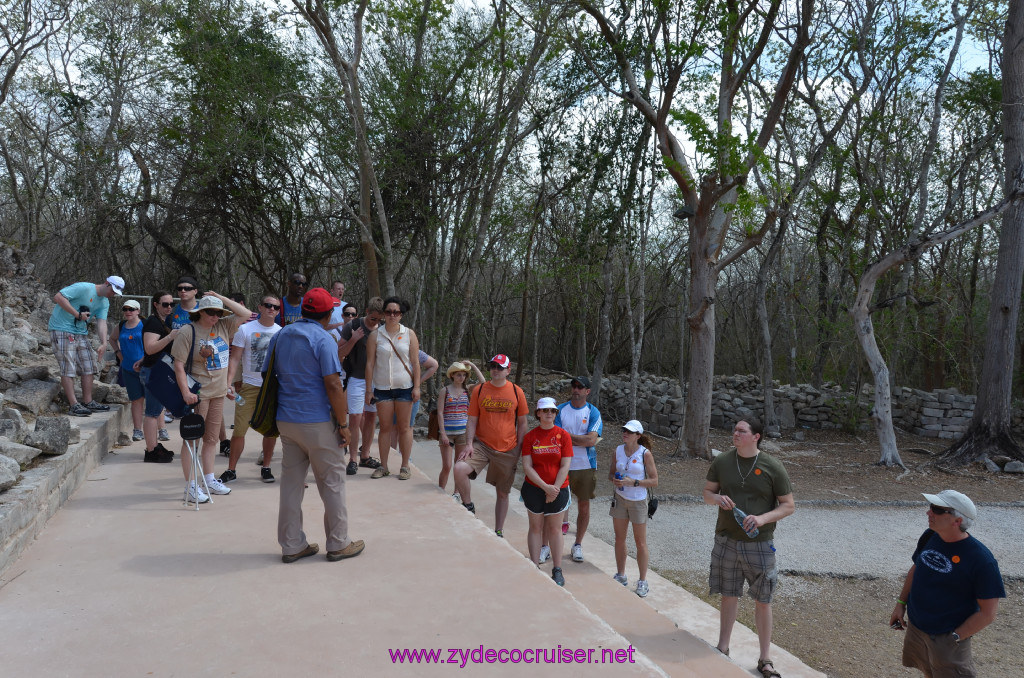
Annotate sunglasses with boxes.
[122,307,137,312]
[177,285,196,292]
[262,303,281,310]
[343,311,357,317]
[384,309,403,316]
[290,280,308,287]
[538,408,558,414]
[201,309,222,316]
[929,504,952,515]
[158,301,174,308]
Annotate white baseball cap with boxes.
[106,275,125,295]
[922,490,977,520]
[622,420,644,434]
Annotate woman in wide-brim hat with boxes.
[170,291,251,504]
[436,360,485,493]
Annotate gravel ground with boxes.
[581,498,1024,579]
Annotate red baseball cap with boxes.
[489,354,510,369]
[301,287,339,314]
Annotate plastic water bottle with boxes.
[233,392,245,407]
[732,507,759,538]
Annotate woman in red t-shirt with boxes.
[520,397,573,586]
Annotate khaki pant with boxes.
[278,420,351,555]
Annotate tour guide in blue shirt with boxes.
[268,286,365,563]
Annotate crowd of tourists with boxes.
[48,274,1006,678]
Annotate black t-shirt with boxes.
[339,318,369,379]
[141,314,171,367]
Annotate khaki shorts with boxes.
[568,468,597,500]
[443,432,467,446]
[609,494,648,524]
[232,383,261,437]
[464,440,520,494]
[902,621,975,677]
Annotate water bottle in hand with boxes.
[233,392,245,407]
[732,506,759,538]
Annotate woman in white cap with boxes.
[170,291,251,503]
[609,419,658,597]
[520,397,574,586]
[110,299,145,441]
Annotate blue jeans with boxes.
[138,366,165,418]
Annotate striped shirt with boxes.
[442,387,470,435]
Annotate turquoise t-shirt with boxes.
[47,282,110,335]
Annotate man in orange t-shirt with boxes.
[453,353,528,536]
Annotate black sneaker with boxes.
[220,440,231,457]
[154,442,174,459]
[144,448,172,463]
[69,403,92,417]
[358,457,381,469]
[84,400,110,411]
[552,567,565,587]
[346,460,359,475]
[219,469,237,483]
[261,467,275,483]
[462,502,475,514]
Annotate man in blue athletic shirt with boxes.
[890,489,1005,678]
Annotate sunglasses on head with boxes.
[177,285,196,292]
[929,504,952,515]
[263,303,281,310]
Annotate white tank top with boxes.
[614,444,647,501]
[372,324,413,389]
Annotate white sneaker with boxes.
[187,482,210,504]
[635,580,650,597]
[132,429,144,441]
[158,428,170,441]
[164,412,174,423]
[206,478,231,495]
[538,545,551,563]
[452,492,461,503]
[613,573,628,586]
[571,543,584,562]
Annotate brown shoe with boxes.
[326,539,365,562]
[398,466,411,480]
[282,543,319,563]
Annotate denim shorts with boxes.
[138,366,165,418]
[121,366,145,401]
[373,387,413,402]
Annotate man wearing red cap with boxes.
[453,353,528,536]
[268,287,364,563]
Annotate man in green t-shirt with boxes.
[47,276,125,417]
[703,419,795,678]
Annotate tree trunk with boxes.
[756,217,787,433]
[939,0,1024,464]
[590,247,615,408]
[682,228,716,458]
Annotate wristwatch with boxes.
[951,632,961,644]
[633,479,639,487]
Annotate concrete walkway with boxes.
[0,412,823,677]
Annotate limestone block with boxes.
[0,367,19,383]
[1004,461,1024,473]
[937,393,956,404]
[12,333,38,354]
[923,424,943,431]
[0,454,18,491]
[938,431,956,440]
[921,407,945,418]
[984,458,1002,473]
[0,418,24,442]
[24,416,71,456]
[6,379,61,414]
[69,425,81,444]
[0,335,14,355]
[0,439,42,465]
[776,399,796,428]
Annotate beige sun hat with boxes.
[446,361,470,379]
[188,295,229,320]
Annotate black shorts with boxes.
[521,482,570,515]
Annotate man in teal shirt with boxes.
[47,276,124,417]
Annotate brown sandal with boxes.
[757,658,781,678]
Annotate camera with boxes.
[76,305,90,327]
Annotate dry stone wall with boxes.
[567,373,1021,441]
